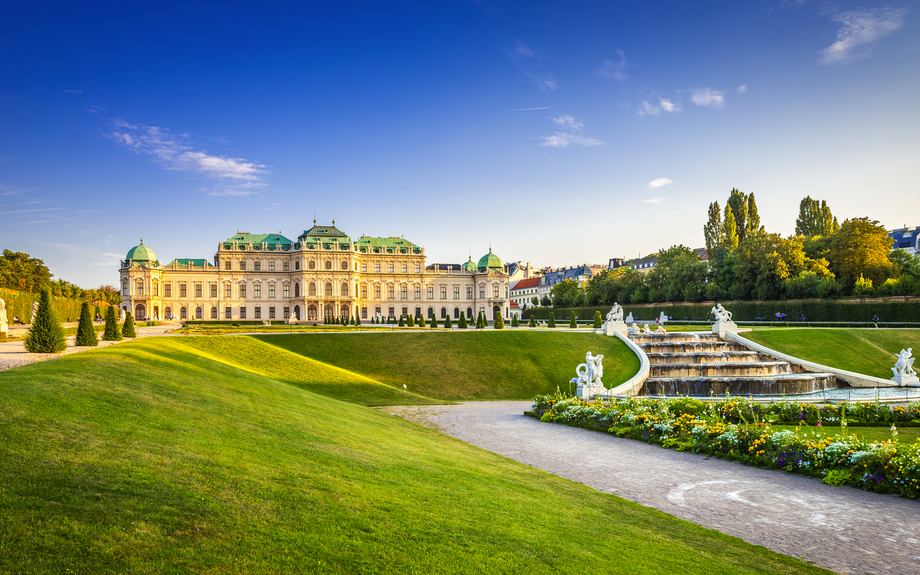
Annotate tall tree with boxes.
[0,250,53,293]
[75,301,99,346]
[745,193,761,238]
[23,288,67,353]
[829,217,895,289]
[796,196,839,237]
[722,205,739,252]
[726,189,748,242]
[703,201,723,255]
[102,305,123,341]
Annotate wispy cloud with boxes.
[64,89,83,94]
[691,88,725,108]
[639,101,661,116]
[508,106,550,111]
[737,84,748,93]
[638,98,681,116]
[659,98,680,113]
[92,253,125,267]
[550,114,584,131]
[597,50,627,81]
[539,133,603,148]
[642,197,666,204]
[513,40,534,58]
[818,7,908,64]
[108,118,268,189]
[649,178,673,188]
[526,73,560,91]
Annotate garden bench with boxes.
[754,316,766,321]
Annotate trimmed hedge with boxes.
[522,297,920,323]
[0,287,110,323]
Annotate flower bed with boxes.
[530,394,920,498]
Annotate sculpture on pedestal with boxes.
[711,303,733,323]
[605,303,623,323]
[572,352,606,398]
[658,311,669,325]
[893,349,916,378]
[625,312,635,324]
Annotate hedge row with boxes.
[521,298,920,323]
[0,288,113,323]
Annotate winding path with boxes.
[389,401,920,575]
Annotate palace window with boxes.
[401,285,408,299]
[195,284,202,298]
[153,280,159,296]
[325,261,332,270]
[283,261,289,272]
[480,286,485,298]
[180,283,187,298]
[225,284,232,298]
[427,286,434,299]
[225,306,232,319]
[325,282,333,297]
[121,279,128,296]
[254,307,261,319]
[165,283,171,297]
[402,264,407,273]
[415,264,421,273]
[240,306,247,319]
[136,279,144,296]
[341,261,348,270]
[361,285,367,298]
[309,282,316,296]
[388,264,394,273]
[454,308,460,319]
[210,284,217,298]
[295,283,301,297]
[269,284,275,298]
[440,286,447,299]
[361,307,367,319]
[254,284,261,299]
[180,307,187,320]
[361,263,367,272]
[427,307,433,318]
[341,283,348,296]
[374,285,381,299]
[254,261,261,271]
[388,285,394,299]
[224,260,231,270]
[283,307,290,319]
[375,263,381,272]
[403,306,409,316]
[195,307,203,320]
[308,260,315,270]
[388,306,394,317]
[454,287,460,299]
[493,285,499,298]
[268,261,275,272]
[240,261,247,271]
[375,306,381,316]
[295,261,300,270]
[269,307,276,319]
[415,286,421,299]
[210,307,217,319]
[466,286,472,299]
[239,284,247,298]
[283,284,290,298]
[441,308,447,318]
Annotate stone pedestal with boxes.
[712,321,738,338]
[603,320,628,337]
[891,375,920,387]
[576,383,607,400]
[0,322,7,338]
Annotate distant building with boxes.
[510,277,541,308]
[535,264,606,305]
[613,248,708,274]
[504,261,540,283]
[889,226,920,255]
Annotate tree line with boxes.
[549,190,919,308]
[0,249,121,306]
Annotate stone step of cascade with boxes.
[650,361,792,378]
[643,373,838,396]
[629,332,722,345]
[645,351,765,364]
[638,341,743,354]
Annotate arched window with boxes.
[180,307,188,320]
[122,279,128,296]
[340,304,349,319]
[164,306,172,319]
[196,307,203,320]
[309,260,315,270]
[402,306,408,316]
[467,307,473,318]
[454,308,460,319]
[341,282,348,296]
[295,261,301,270]
[135,278,144,296]
[307,304,317,320]
[210,306,217,319]
[295,283,301,297]
[152,279,159,296]
[441,307,447,318]
[341,260,348,270]
[325,282,333,297]
[324,304,334,319]
[325,260,332,270]
[427,307,434,318]
[309,282,316,296]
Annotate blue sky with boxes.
[1,0,917,288]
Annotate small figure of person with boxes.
[872,313,879,328]
[13,315,24,325]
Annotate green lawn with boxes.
[252,331,640,400]
[770,424,918,443]
[0,337,830,574]
[743,328,920,379]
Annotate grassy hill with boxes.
[0,337,828,574]
[253,331,639,400]
[744,328,920,379]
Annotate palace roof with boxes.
[357,236,422,254]
[223,232,294,250]
[297,223,351,243]
[166,259,216,267]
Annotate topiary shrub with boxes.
[548,312,556,328]
[529,315,536,328]
[121,310,137,338]
[444,315,452,329]
[511,315,519,328]
[102,305,123,341]
[24,288,67,353]
[430,315,438,328]
[74,301,98,347]
[569,314,577,329]
[594,310,603,329]
[418,314,426,328]
[494,313,505,330]
[458,313,467,329]
[398,315,406,327]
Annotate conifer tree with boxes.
[569,313,577,328]
[511,315,519,328]
[74,301,98,347]
[102,305,122,341]
[458,313,467,329]
[444,314,452,328]
[430,314,438,328]
[122,310,136,338]
[594,310,603,329]
[548,312,556,328]
[24,288,67,353]
[408,315,415,327]
[494,312,504,330]
[418,314,426,328]
[399,315,405,327]
[529,315,536,328]
[355,315,361,326]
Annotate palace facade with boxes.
[119,222,511,323]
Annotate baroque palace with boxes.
[119,222,511,323]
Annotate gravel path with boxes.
[388,401,920,575]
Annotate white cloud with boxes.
[648,178,673,188]
[108,118,267,185]
[691,88,725,108]
[597,50,627,81]
[550,114,584,131]
[513,40,534,58]
[737,84,748,93]
[526,73,560,91]
[638,100,661,116]
[818,7,908,64]
[539,132,603,148]
[642,197,666,204]
[659,98,680,113]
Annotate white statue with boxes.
[656,324,667,334]
[31,301,39,323]
[642,324,652,334]
[0,297,6,324]
[893,348,917,378]
[711,303,733,323]
[625,312,635,325]
[119,308,126,321]
[658,311,669,324]
[574,352,605,386]
[627,324,640,334]
[605,302,624,323]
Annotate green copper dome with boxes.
[462,256,477,272]
[125,240,157,263]
[477,249,503,272]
